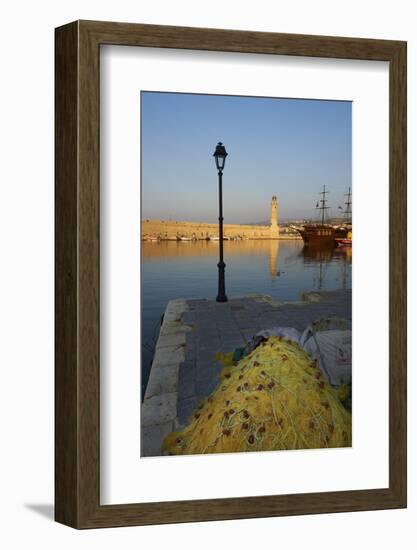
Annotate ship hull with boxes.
[297,224,336,246]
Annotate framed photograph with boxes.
[55,20,406,528]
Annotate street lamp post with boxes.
[213,142,228,303]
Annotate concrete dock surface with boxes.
[141,289,351,456]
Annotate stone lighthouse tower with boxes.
[270,195,279,238]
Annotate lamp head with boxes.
[213,142,228,171]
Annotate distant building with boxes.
[270,196,279,238]
[142,196,284,240]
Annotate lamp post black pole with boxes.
[217,167,227,302]
[213,142,228,303]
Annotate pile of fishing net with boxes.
[163,336,351,455]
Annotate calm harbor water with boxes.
[141,239,351,396]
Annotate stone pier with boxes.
[141,289,351,456]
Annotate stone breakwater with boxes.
[142,219,280,240]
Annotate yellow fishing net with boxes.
[163,336,351,455]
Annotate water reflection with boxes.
[269,239,280,277]
[142,239,352,289]
[142,238,281,260]
[300,244,352,290]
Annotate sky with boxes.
[141,92,351,223]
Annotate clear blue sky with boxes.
[141,92,351,223]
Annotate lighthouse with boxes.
[270,196,279,238]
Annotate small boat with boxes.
[335,238,352,246]
[209,236,220,241]
[178,236,193,241]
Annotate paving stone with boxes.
[196,331,219,344]
[178,361,196,399]
[179,359,196,373]
[163,310,185,323]
[182,311,196,324]
[162,322,192,335]
[219,332,245,344]
[176,396,198,426]
[185,331,196,345]
[257,312,290,327]
[195,365,223,396]
[184,343,197,361]
[196,347,218,362]
[188,299,209,305]
[234,316,259,329]
[145,364,179,399]
[197,342,221,356]
[241,328,259,342]
[196,359,218,375]
[141,421,174,457]
[194,324,218,334]
[153,345,185,367]
[219,335,246,349]
[141,392,177,427]
[214,318,235,326]
[217,342,239,353]
[157,332,186,348]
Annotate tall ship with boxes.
[334,187,352,246]
[296,185,335,246]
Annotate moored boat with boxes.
[335,237,352,246]
[298,224,335,246]
[334,188,352,246]
[295,185,335,246]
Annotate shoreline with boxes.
[141,235,302,241]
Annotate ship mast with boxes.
[343,187,352,225]
[317,185,330,225]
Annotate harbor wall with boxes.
[142,219,280,240]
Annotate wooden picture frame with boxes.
[55,20,407,528]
